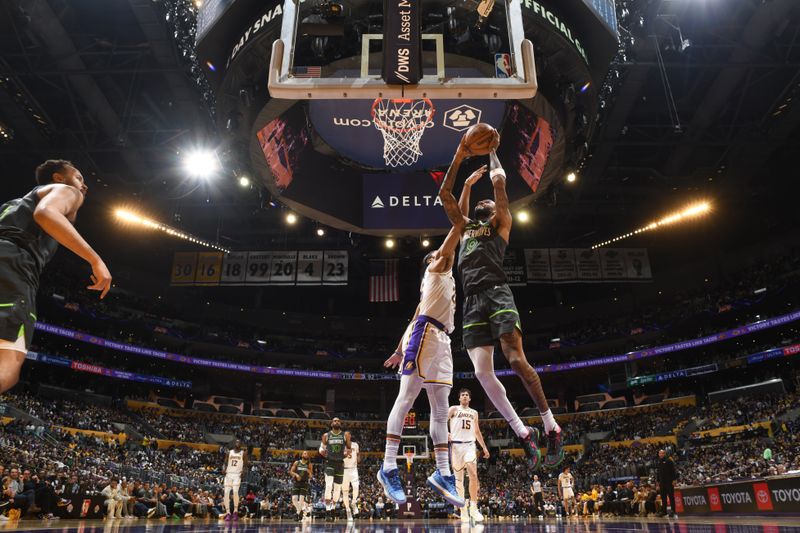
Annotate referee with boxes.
[530,474,544,518]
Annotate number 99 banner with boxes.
[170,251,348,286]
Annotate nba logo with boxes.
[495,53,512,78]
[80,498,91,517]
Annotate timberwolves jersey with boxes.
[419,267,456,334]
[450,405,478,442]
[326,431,346,462]
[457,219,507,295]
[0,187,59,282]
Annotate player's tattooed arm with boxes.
[289,460,300,481]
[439,138,471,227]
[458,165,488,217]
[488,150,512,242]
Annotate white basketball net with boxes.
[371,98,435,167]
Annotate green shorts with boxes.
[324,460,344,484]
[292,484,309,497]
[462,284,521,349]
[0,241,38,350]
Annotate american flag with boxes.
[369,259,399,302]
[293,66,322,78]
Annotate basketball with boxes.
[463,123,500,156]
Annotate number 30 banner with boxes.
[170,250,348,286]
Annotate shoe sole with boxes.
[544,449,565,469]
[376,470,406,504]
[523,427,542,468]
[426,476,465,508]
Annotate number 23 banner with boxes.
[170,250,349,286]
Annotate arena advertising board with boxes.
[308,94,506,170]
[34,311,800,381]
[169,250,348,287]
[675,475,800,514]
[362,172,451,230]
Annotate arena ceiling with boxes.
[1,0,799,256]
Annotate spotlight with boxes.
[580,82,591,93]
[286,213,297,225]
[317,228,325,237]
[205,60,216,72]
[422,239,430,248]
[566,172,577,183]
[183,150,219,179]
[516,211,530,223]
[385,238,395,249]
[238,176,251,188]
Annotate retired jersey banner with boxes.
[171,251,348,286]
[503,249,526,286]
[523,248,652,283]
[524,248,551,282]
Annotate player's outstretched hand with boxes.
[88,258,112,299]
[457,136,473,158]
[384,351,403,369]
[465,165,488,187]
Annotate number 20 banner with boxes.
[170,250,348,286]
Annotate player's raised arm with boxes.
[458,165,488,217]
[34,184,112,298]
[439,138,472,227]
[427,226,462,274]
[488,150,512,242]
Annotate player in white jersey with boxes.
[377,212,475,508]
[558,465,576,517]
[222,440,247,521]
[449,388,489,523]
[341,441,360,521]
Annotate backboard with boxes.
[268,0,537,100]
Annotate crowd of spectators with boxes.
[2,382,799,522]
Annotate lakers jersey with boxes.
[450,405,478,442]
[343,441,359,468]
[227,449,244,475]
[419,267,456,333]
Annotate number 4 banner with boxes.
[297,251,323,285]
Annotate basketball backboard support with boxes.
[268,0,537,100]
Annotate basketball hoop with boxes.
[404,451,415,473]
[371,98,435,167]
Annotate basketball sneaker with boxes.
[544,428,565,468]
[519,426,541,468]
[426,471,465,508]
[469,504,485,523]
[460,506,470,523]
[377,467,407,504]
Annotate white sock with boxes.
[541,409,559,433]
[470,501,478,510]
[383,438,400,471]
[435,448,451,476]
